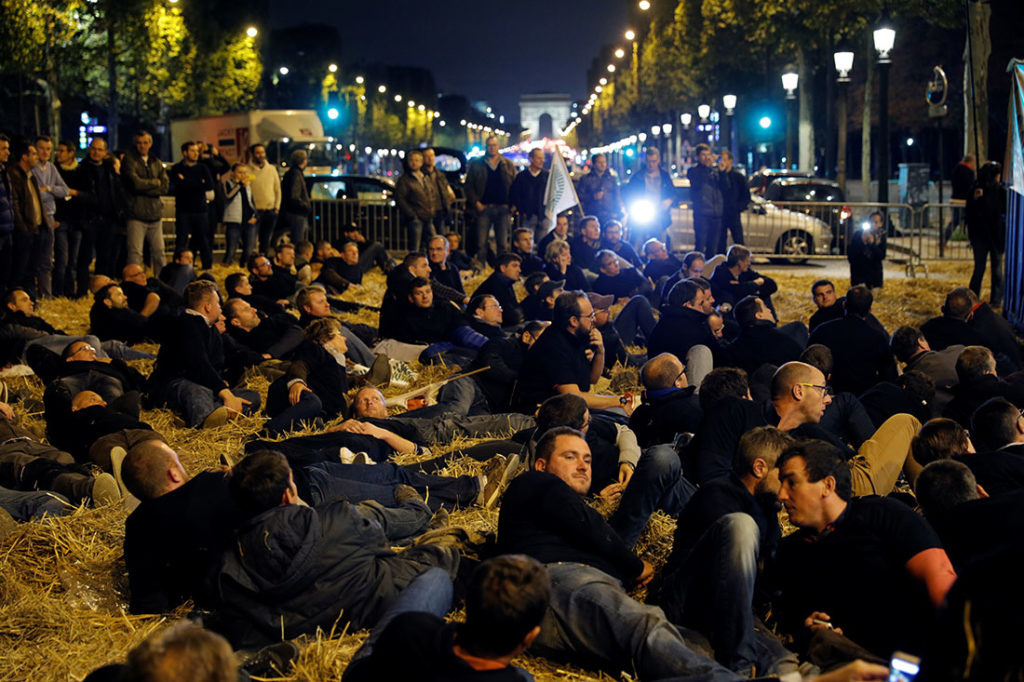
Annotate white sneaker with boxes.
[339,447,358,464]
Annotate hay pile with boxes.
[0,259,978,681]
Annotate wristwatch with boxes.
[619,396,629,406]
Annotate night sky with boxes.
[267,0,628,121]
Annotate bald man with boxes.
[692,361,922,494]
[629,353,702,449]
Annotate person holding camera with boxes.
[847,211,887,291]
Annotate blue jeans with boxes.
[159,378,261,428]
[305,461,480,512]
[264,379,324,436]
[224,222,257,266]
[255,209,278,255]
[339,325,375,366]
[279,212,308,247]
[474,205,511,262]
[613,295,657,345]
[34,223,54,298]
[347,567,453,667]
[53,222,81,297]
[0,486,71,522]
[402,376,489,418]
[351,497,431,543]
[176,212,212,270]
[609,445,696,548]
[405,217,434,252]
[126,218,166,271]
[533,563,741,681]
[656,513,793,674]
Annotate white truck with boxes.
[169,109,338,174]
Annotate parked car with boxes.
[306,174,395,205]
[635,179,831,261]
[426,146,468,199]
[746,168,815,196]
[763,178,853,252]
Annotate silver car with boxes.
[626,179,831,261]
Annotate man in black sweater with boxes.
[89,283,156,345]
[472,253,523,327]
[721,295,805,375]
[497,426,740,681]
[508,147,548,239]
[223,297,303,360]
[708,245,777,312]
[807,285,897,396]
[170,142,215,269]
[147,280,260,428]
[629,352,702,448]
[655,426,795,674]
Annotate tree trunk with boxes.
[861,29,874,202]
[963,0,991,161]
[798,48,815,171]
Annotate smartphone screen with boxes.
[888,651,920,682]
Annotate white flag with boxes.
[543,151,581,232]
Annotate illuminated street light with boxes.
[697,103,710,121]
[722,94,737,114]
[599,77,607,85]
[460,119,467,125]
[377,85,387,94]
[624,29,636,41]
[418,104,425,111]
[595,85,603,93]
[873,22,896,63]
[246,26,258,38]
[759,117,772,129]
[327,63,337,73]
[662,122,672,134]
[651,125,661,136]
[355,76,364,84]
[607,64,616,73]
[614,48,625,59]
[833,50,854,82]
[394,94,402,102]
[327,108,339,120]
[638,0,651,10]
[408,100,415,107]
[781,69,799,99]
[680,112,692,128]
[278,66,289,76]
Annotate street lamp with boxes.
[607,64,616,73]
[624,29,636,41]
[781,67,798,169]
[328,63,338,73]
[874,19,895,203]
[246,26,258,38]
[722,94,737,158]
[680,112,692,129]
[377,84,387,94]
[599,77,607,85]
[833,46,854,192]
[697,103,710,121]
[355,76,364,84]
[278,66,289,76]
[614,48,625,59]
[638,0,651,10]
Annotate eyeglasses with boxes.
[799,382,833,397]
[70,344,95,356]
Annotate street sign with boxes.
[928,66,949,118]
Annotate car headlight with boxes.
[629,199,656,225]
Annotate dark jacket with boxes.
[470,335,526,411]
[464,155,516,211]
[125,470,242,614]
[648,306,719,363]
[148,313,228,393]
[593,267,651,300]
[720,168,750,226]
[214,501,453,648]
[966,178,1007,251]
[576,169,622,222]
[807,315,898,396]
[686,163,723,217]
[422,166,452,211]
[281,167,311,216]
[968,302,1022,371]
[430,261,465,294]
[709,263,778,308]
[543,261,590,292]
[508,167,548,219]
[472,272,523,326]
[228,314,304,359]
[250,265,297,301]
[89,303,152,345]
[284,340,349,420]
[847,229,886,289]
[943,374,1024,428]
[169,160,213,214]
[75,158,123,224]
[121,149,169,222]
[920,315,989,353]
[7,164,46,233]
[395,172,434,221]
[629,386,702,448]
[0,162,13,235]
[722,321,804,375]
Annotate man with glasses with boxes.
[513,290,632,413]
[692,360,922,497]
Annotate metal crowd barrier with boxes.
[310,198,468,252]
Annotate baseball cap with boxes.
[586,292,614,311]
